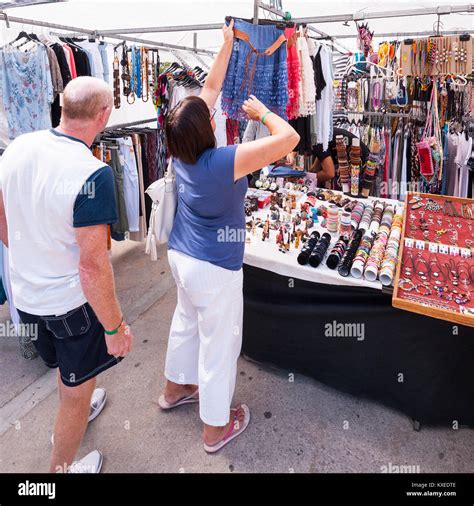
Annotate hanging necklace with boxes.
[372,80,382,111]
[120,43,132,100]
[141,47,149,102]
[113,47,121,109]
[132,46,142,99]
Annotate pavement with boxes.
[0,241,472,473]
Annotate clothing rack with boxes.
[0,12,216,57]
[103,118,157,132]
[89,3,473,37]
[360,112,473,122]
[289,5,473,25]
[2,3,472,59]
[361,111,422,118]
[257,1,353,55]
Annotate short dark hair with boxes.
[165,96,216,164]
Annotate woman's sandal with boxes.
[158,389,199,410]
[203,404,250,454]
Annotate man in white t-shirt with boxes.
[0,76,134,473]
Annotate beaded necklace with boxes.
[141,47,149,102]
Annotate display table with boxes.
[242,193,474,426]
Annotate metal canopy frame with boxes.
[0,0,65,10]
[314,29,474,40]
[0,0,474,56]
[91,3,474,35]
[76,3,474,44]
[257,1,353,54]
[0,12,216,57]
[1,2,473,57]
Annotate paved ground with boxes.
[0,241,472,473]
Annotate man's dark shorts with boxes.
[18,303,121,387]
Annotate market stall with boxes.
[1,0,473,428]
[241,190,474,427]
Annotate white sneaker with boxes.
[88,388,107,422]
[69,450,103,473]
[51,388,107,445]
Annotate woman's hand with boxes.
[242,95,270,122]
[223,18,234,43]
[286,152,296,167]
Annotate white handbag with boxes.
[145,158,177,261]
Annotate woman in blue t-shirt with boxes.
[158,20,300,453]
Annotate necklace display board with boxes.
[392,192,474,326]
[399,35,473,76]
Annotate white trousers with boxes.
[165,249,243,426]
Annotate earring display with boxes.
[393,192,474,327]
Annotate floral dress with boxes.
[0,44,54,140]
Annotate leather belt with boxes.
[233,28,287,97]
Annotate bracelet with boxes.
[104,317,124,335]
[261,110,272,125]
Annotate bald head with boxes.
[62,76,113,122]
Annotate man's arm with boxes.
[75,224,132,357]
[315,157,336,184]
[0,191,8,247]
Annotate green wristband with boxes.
[261,111,272,125]
[104,317,124,335]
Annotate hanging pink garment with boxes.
[381,129,390,198]
[285,26,300,120]
[63,44,77,79]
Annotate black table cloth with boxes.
[242,264,474,426]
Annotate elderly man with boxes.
[0,76,133,473]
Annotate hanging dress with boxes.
[222,18,288,120]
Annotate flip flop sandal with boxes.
[203,404,250,454]
[158,389,199,410]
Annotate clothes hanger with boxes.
[10,30,34,49]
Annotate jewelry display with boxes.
[309,233,332,268]
[394,192,474,326]
[399,278,416,291]
[335,135,351,193]
[326,236,350,270]
[297,231,320,265]
[113,47,121,109]
[338,229,364,277]
[351,231,376,278]
[120,43,132,100]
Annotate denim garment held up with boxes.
[222,19,288,121]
